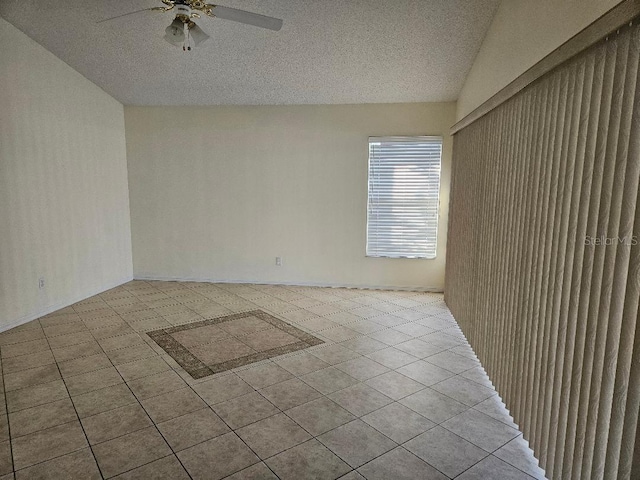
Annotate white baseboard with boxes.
[133,274,444,293]
[1,275,133,334]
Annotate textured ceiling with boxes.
[0,0,500,105]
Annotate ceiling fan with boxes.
[98,0,283,50]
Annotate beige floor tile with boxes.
[4,364,61,392]
[92,426,171,478]
[400,388,469,423]
[224,462,278,480]
[317,419,396,468]
[6,380,69,413]
[405,426,488,477]
[191,374,253,405]
[52,340,102,363]
[11,421,88,470]
[339,337,388,355]
[2,350,55,375]
[14,448,100,480]
[113,455,190,480]
[0,417,7,443]
[81,403,152,445]
[58,353,112,378]
[356,447,447,480]
[177,432,259,480]
[98,333,146,352]
[212,392,279,429]
[9,398,77,438]
[0,339,49,359]
[218,316,272,337]
[88,323,136,340]
[365,347,419,369]
[274,352,329,376]
[259,378,322,410]
[457,455,534,480]
[157,408,229,451]
[441,409,521,452]
[115,356,171,382]
[494,436,547,479]
[0,328,45,346]
[236,363,293,389]
[472,395,517,427]
[47,332,94,350]
[431,375,497,406]
[365,371,425,401]
[106,343,158,365]
[328,383,393,417]
[237,413,311,459]
[240,329,298,352]
[72,383,137,418]
[265,439,350,480]
[424,350,478,373]
[368,329,413,346]
[301,367,358,395]
[65,366,123,396]
[309,345,360,365]
[127,370,186,400]
[0,441,11,476]
[334,357,389,381]
[190,338,255,365]
[395,360,455,386]
[0,283,539,480]
[285,397,355,436]
[141,387,205,423]
[361,403,435,445]
[394,338,445,358]
[42,322,88,338]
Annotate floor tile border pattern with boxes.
[0,282,544,475]
[147,310,325,378]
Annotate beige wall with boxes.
[456,0,624,119]
[0,18,133,330]
[125,103,455,290]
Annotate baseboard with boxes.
[1,274,134,334]
[133,274,444,293]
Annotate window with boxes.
[366,136,442,259]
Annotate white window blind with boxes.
[366,136,442,259]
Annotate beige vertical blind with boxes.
[446,18,640,480]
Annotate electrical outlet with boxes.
[275,256,282,266]
[38,277,45,289]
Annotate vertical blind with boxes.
[366,136,442,259]
[446,19,640,480]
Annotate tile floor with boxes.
[0,280,547,479]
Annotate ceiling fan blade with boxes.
[96,7,168,24]
[210,5,282,31]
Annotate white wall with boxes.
[0,18,133,329]
[457,0,624,119]
[126,103,455,290]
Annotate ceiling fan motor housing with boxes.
[174,3,192,22]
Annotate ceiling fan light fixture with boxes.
[164,17,185,45]
[189,23,210,46]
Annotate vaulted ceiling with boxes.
[0,0,499,105]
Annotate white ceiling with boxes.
[0,0,499,106]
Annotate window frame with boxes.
[365,135,443,260]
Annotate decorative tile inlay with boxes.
[147,310,324,379]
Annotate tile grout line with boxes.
[33,315,107,480]
[0,342,17,478]
[79,320,196,480]
[2,281,538,479]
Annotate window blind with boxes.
[446,18,640,480]
[366,136,442,259]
